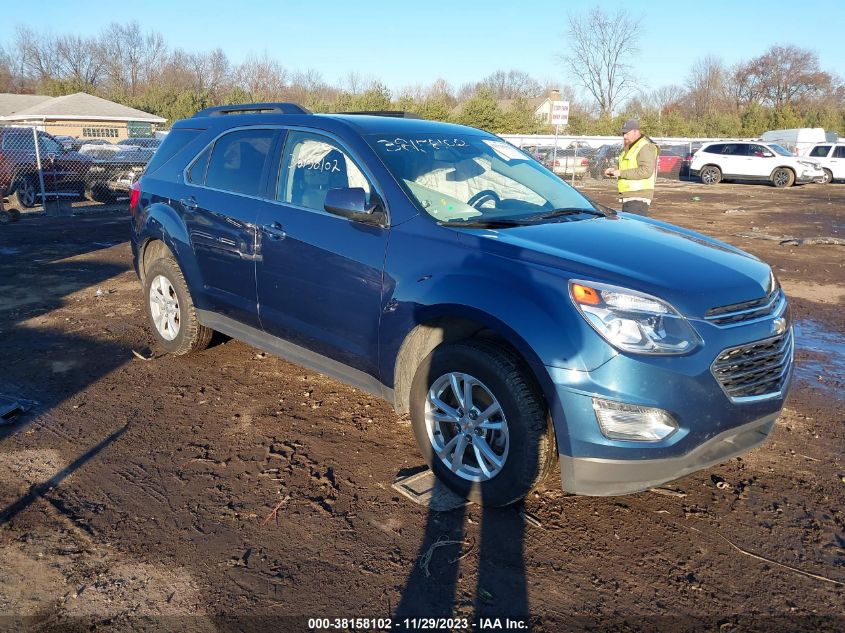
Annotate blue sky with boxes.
[3,0,844,97]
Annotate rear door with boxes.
[180,127,280,327]
[255,129,388,378]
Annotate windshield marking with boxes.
[376,137,468,152]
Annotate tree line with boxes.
[0,14,842,137]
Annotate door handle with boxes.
[180,197,198,211]
[261,221,287,240]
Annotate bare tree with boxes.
[735,45,834,109]
[478,70,543,99]
[686,56,729,116]
[559,8,641,117]
[15,26,61,84]
[56,34,103,89]
[99,22,167,97]
[233,53,288,101]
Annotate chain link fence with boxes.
[1,122,156,223]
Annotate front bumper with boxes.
[559,413,777,495]
[544,303,792,496]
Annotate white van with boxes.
[760,128,827,156]
[806,142,845,183]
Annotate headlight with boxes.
[569,280,701,355]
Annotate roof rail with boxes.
[193,103,311,118]
[340,111,422,119]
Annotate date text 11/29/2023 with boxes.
[307,617,529,630]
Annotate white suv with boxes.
[805,142,845,184]
[690,141,825,187]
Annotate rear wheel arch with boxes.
[140,238,175,285]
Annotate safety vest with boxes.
[618,136,658,195]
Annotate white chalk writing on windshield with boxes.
[376,138,468,152]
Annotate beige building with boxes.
[450,89,563,124]
[0,92,166,140]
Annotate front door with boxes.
[256,130,388,378]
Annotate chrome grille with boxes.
[711,329,793,402]
[706,289,784,326]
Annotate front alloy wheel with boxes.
[425,372,510,482]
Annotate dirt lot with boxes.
[0,178,843,632]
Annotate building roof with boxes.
[0,94,53,117]
[0,92,166,123]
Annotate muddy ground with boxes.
[0,178,843,633]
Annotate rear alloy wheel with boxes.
[144,256,213,355]
[409,340,557,507]
[11,176,38,208]
[700,165,721,185]
[772,167,795,188]
[820,169,833,185]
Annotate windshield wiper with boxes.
[522,207,606,222]
[438,217,529,229]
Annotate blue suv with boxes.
[130,103,793,506]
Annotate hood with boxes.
[456,214,772,318]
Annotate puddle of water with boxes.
[793,319,845,398]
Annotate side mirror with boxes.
[762,152,773,158]
[324,187,384,223]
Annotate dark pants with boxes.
[621,199,650,216]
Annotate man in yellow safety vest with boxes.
[604,119,659,216]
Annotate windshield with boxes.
[367,133,597,223]
[768,144,793,156]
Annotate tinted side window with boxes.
[2,130,35,152]
[809,145,832,157]
[205,129,277,196]
[833,146,845,159]
[187,146,211,185]
[277,131,372,212]
[723,144,748,156]
[748,144,769,157]
[704,144,723,154]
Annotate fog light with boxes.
[592,398,678,441]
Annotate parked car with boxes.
[130,103,793,506]
[805,142,845,183]
[689,141,825,187]
[545,147,592,178]
[0,127,92,207]
[79,144,154,202]
[588,144,622,178]
[118,137,161,149]
[657,145,693,178]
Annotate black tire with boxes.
[409,340,557,507]
[85,184,117,204]
[144,256,213,355]
[0,209,11,225]
[820,169,833,185]
[772,167,795,188]
[10,175,38,208]
[700,165,721,185]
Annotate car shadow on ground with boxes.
[0,214,136,519]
